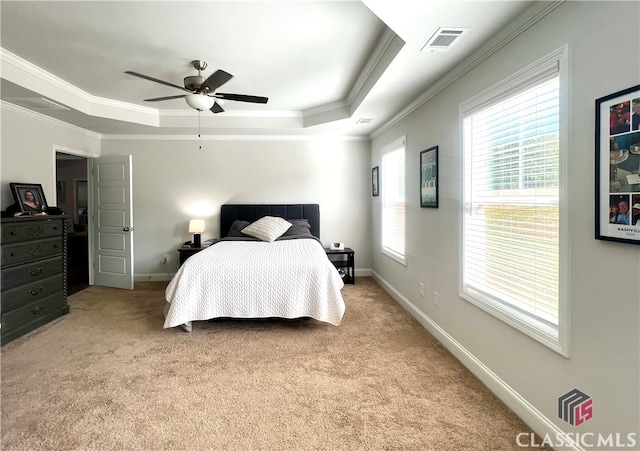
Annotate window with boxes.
[381,136,406,264]
[460,48,568,355]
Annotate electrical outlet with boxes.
[433,291,439,307]
[419,282,424,296]
[161,255,169,264]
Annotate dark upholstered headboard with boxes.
[220,204,320,239]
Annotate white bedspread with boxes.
[164,239,345,329]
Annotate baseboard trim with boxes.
[371,270,579,451]
[135,273,173,282]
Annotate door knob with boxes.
[123,227,135,232]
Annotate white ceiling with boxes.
[0,0,535,138]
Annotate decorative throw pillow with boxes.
[241,216,292,242]
[227,220,251,237]
[280,219,312,238]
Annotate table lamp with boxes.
[188,219,206,247]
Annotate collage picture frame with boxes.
[595,84,640,245]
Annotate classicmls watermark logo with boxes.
[558,389,593,426]
[517,389,637,448]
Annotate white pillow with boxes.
[241,216,292,242]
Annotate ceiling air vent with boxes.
[421,27,469,52]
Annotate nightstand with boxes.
[178,247,203,266]
[177,240,218,267]
[325,247,355,284]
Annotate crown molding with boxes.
[190,27,399,127]
[159,108,302,118]
[1,48,157,117]
[100,133,369,142]
[301,99,350,118]
[1,100,102,140]
[0,25,403,135]
[347,29,404,116]
[1,98,368,142]
[300,28,404,122]
[1,47,342,130]
[346,28,400,106]
[370,0,565,139]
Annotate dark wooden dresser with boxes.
[1,215,69,345]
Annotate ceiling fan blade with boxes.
[200,70,233,92]
[214,93,268,104]
[210,102,225,114]
[124,71,190,92]
[143,94,187,102]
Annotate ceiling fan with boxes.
[124,60,268,113]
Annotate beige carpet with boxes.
[1,278,547,450]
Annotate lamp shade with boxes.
[185,93,215,111]
[188,219,206,234]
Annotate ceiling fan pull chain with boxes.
[198,110,202,150]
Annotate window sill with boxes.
[460,288,568,357]
[382,247,406,266]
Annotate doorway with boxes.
[56,153,89,295]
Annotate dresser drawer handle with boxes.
[27,225,44,237]
[10,252,17,257]
[32,305,44,315]
[10,231,16,236]
[29,287,44,296]
[27,245,43,256]
[30,268,43,276]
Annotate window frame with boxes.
[381,136,407,266]
[458,46,570,356]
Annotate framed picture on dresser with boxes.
[10,183,48,214]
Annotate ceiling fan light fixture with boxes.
[125,61,266,113]
[185,93,215,111]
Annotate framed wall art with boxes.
[372,166,379,197]
[10,183,48,214]
[595,84,640,244]
[420,146,438,208]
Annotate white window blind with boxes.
[461,54,566,351]
[381,137,406,264]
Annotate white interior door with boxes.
[91,155,134,289]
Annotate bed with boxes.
[164,204,345,331]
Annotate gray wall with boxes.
[1,106,100,209]
[99,137,372,278]
[0,108,373,278]
[370,1,639,444]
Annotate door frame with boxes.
[52,145,99,284]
